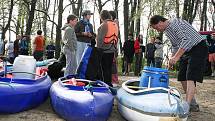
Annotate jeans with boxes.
[76,41,89,66]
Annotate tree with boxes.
[124,0,129,42]
[182,0,200,24]
[25,0,38,36]
[200,0,208,31]
[0,0,14,55]
[55,0,63,58]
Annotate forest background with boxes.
[0,0,214,58]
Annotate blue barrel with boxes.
[139,66,169,88]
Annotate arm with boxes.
[97,23,108,47]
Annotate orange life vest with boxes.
[104,20,119,44]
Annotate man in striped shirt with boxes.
[150,15,208,112]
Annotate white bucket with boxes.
[13,55,36,79]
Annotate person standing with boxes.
[207,34,215,77]
[19,36,29,55]
[32,30,45,61]
[62,14,78,76]
[122,34,135,76]
[134,34,143,76]
[75,10,95,65]
[145,37,156,67]
[150,15,208,112]
[14,35,21,58]
[97,10,118,87]
[109,10,119,87]
[154,36,164,68]
[46,41,55,59]
[5,40,14,63]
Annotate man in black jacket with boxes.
[75,10,96,65]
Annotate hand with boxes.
[87,32,92,37]
[82,32,88,36]
[169,56,179,65]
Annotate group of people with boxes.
[5,30,55,63]
[122,34,164,76]
[62,10,119,87]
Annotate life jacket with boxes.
[104,20,119,44]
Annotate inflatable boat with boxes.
[0,58,56,76]
[117,80,189,121]
[0,67,52,113]
[50,75,114,121]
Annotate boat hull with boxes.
[0,72,51,113]
[117,80,188,121]
[50,78,114,121]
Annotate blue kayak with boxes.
[0,68,52,113]
[50,76,114,121]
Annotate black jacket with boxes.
[75,20,95,43]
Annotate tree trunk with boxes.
[42,0,50,38]
[182,0,200,24]
[55,0,63,59]
[175,0,180,18]
[124,0,129,42]
[25,0,37,36]
[1,0,14,55]
[129,0,137,35]
[212,0,215,29]
[72,0,82,17]
[200,0,207,31]
[135,0,141,37]
[51,0,58,40]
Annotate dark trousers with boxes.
[155,57,163,68]
[33,51,44,61]
[147,57,155,67]
[135,53,143,76]
[101,53,114,87]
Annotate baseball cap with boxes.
[82,10,93,16]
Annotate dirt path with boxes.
[0,76,215,121]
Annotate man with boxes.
[33,30,45,61]
[145,37,156,67]
[150,15,208,112]
[62,14,78,76]
[75,10,95,65]
[14,35,21,58]
[154,36,164,68]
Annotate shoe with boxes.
[211,73,215,77]
[189,104,200,112]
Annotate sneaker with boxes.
[189,104,200,112]
[212,73,215,77]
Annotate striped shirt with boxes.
[165,18,204,54]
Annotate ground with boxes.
[0,76,215,121]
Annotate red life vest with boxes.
[104,20,119,44]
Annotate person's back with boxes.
[33,30,45,61]
[34,35,45,51]
[19,36,29,55]
[46,43,55,59]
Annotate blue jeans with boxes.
[76,41,89,66]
